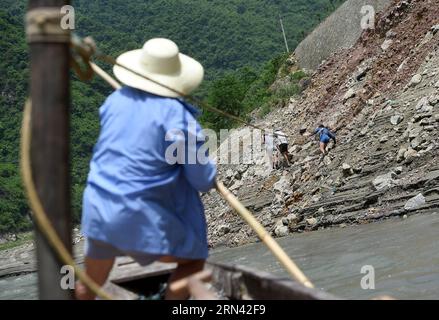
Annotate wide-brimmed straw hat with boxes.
[113,38,204,98]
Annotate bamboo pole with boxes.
[215,180,314,288]
[90,62,122,90]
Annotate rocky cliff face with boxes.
[204,0,439,248]
[295,0,392,70]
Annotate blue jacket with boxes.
[314,127,336,143]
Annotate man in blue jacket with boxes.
[76,38,216,300]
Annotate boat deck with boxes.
[103,257,339,300]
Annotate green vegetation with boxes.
[200,55,311,130]
[0,0,345,234]
[0,232,33,251]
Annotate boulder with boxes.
[393,166,403,175]
[343,88,356,101]
[273,176,291,194]
[353,166,363,174]
[217,225,231,235]
[428,95,439,106]
[372,172,396,191]
[413,113,432,123]
[342,163,354,176]
[274,225,289,237]
[390,114,404,125]
[397,58,409,73]
[415,97,432,113]
[237,164,248,174]
[410,136,426,151]
[334,177,343,187]
[359,128,368,137]
[229,179,243,191]
[306,217,318,226]
[404,193,426,211]
[225,169,234,180]
[323,156,332,166]
[381,39,393,51]
[285,213,299,226]
[385,30,397,38]
[408,125,423,140]
[404,148,418,163]
[420,117,435,126]
[408,74,422,87]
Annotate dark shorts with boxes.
[84,238,160,266]
[320,135,331,144]
[279,143,288,153]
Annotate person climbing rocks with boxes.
[274,128,291,167]
[75,38,217,300]
[312,124,336,156]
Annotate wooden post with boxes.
[27,0,72,299]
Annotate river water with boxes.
[1,213,438,300]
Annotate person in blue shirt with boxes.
[312,124,336,155]
[75,38,216,300]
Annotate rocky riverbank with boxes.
[204,1,439,248]
[0,230,85,279]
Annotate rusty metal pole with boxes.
[27,0,73,299]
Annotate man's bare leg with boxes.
[75,257,115,300]
[319,142,327,155]
[283,152,290,165]
[273,152,278,169]
[159,256,205,300]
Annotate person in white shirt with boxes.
[274,129,290,166]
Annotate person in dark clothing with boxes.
[274,128,291,166]
[312,124,336,155]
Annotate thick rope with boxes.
[20,100,113,300]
